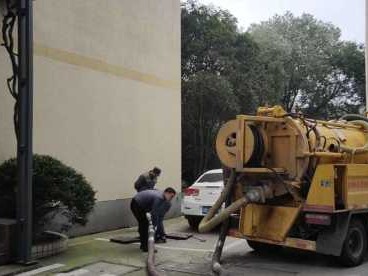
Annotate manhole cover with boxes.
[55,262,138,276]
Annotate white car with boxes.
[182,169,224,229]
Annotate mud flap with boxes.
[316,212,350,256]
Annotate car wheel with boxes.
[339,219,367,267]
[187,216,201,230]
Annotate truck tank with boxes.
[216,106,368,180]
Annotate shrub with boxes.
[0,155,96,241]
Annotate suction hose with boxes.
[199,169,262,274]
[198,170,261,233]
[340,114,368,123]
[211,169,236,275]
[339,120,368,154]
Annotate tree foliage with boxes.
[181,1,259,181]
[182,73,239,180]
[249,12,365,117]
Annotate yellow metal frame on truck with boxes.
[240,204,301,242]
[236,163,368,252]
[304,164,335,213]
[304,164,368,212]
[344,164,368,209]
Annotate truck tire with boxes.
[339,219,367,267]
[186,216,201,230]
[247,240,278,252]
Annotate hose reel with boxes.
[216,121,265,169]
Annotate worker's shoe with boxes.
[141,248,158,253]
[155,238,167,244]
[155,236,166,243]
[140,245,157,253]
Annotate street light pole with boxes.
[16,0,34,264]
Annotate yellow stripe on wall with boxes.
[33,43,180,90]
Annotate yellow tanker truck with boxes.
[198,105,368,271]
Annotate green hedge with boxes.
[0,155,96,241]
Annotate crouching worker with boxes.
[130,187,176,252]
[134,167,161,192]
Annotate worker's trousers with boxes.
[130,199,148,250]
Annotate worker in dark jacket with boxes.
[130,187,176,252]
[134,167,161,192]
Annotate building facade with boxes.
[0,0,181,235]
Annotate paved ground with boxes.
[2,216,368,275]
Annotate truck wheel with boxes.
[187,216,201,230]
[339,219,367,267]
[247,240,278,252]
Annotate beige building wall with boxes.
[0,0,181,232]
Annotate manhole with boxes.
[55,262,138,276]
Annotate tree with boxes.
[181,1,260,113]
[329,41,366,115]
[182,73,239,181]
[248,12,365,117]
[181,1,259,182]
[182,0,238,79]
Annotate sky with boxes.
[198,0,365,43]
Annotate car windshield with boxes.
[197,173,223,183]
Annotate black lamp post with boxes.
[16,0,34,264]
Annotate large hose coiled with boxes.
[247,125,265,167]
